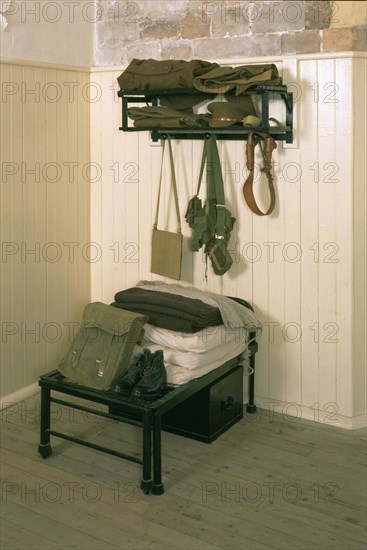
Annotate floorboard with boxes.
[1,395,366,550]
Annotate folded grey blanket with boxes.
[137,280,262,334]
[112,287,223,333]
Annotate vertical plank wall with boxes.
[0,61,91,401]
[90,54,366,429]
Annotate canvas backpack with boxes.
[58,302,147,391]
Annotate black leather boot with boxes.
[131,350,167,401]
[113,349,151,397]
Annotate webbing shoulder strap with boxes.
[243,132,277,216]
[195,139,208,196]
[154,138,181,233]
[206,136,226,239]
[196,136,225,204]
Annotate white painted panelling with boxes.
[90,54,366,427]
[352,56,367,419]
[0,62,91,399]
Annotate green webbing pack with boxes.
[185,136,235,276]
[58,302,147,391]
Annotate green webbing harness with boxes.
[185,136,236,276]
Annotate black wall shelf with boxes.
[117,85,293,143]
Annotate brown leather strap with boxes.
[243,132,277,216]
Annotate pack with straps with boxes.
[58,302,147,391]
[185,136,235,276]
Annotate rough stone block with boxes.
[211,7,251,38]
[281,29,321,54]
[352,25,367,51]
[251,1,305,34]
[305,1,333,30]
[125,41,163,64]
[94,20,140,65]
[328,1,367,29]
[161,40,194,60]
[193,33,282,60]
[135,0,187,18]
[140,17,182,40]
[322,26,353,51]
[323,25,367,51]
[95,20,140,45]
[97,0,142,24]
[182,14,211,39]
[205,1,251,37]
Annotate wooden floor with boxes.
[1,391,366,550]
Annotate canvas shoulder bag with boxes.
[58,302,147,391]
[151,139,183,280]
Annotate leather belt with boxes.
[243,131,277,216]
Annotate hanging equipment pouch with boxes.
[185,136,235,275]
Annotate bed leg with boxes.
[246,331,257,413]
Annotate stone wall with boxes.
[95,0,366,66]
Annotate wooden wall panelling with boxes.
[9,64,25,393]
[0,62,13,396]
[90,70,103,301]
[76,70,91,316]
[22,65,36,388]
[282,145,302,406]
[44,67,60,371]
[0,62,91,400]
[100,71,116,303]
[112,75,139,292]
[317,58,339,413]
[334,58,354,420]
[352,56,367,420]
[298,59,321,411]
[139,131,160,285]
[56,68,70,368]
[33,66,48,386]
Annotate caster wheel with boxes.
[38,443,52,458]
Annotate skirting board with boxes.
[253,396,367,430]
[0,383,40,410]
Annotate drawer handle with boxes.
[221,396,234,411]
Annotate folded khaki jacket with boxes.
[127,106,209,128]
[117,58,220,109]
[193,63,281,95]
[118,58,220,90]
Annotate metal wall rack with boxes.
[117,85,293,143]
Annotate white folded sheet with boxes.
[142,339,247,385]
[143,323,248,353]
